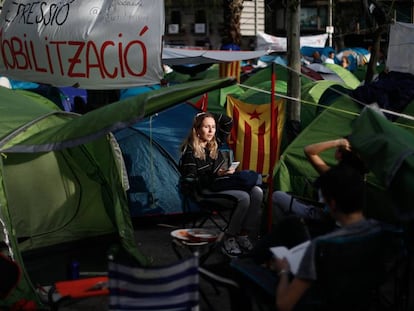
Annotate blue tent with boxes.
[115,102,199,217]
[120,85,162,100]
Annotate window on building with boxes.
[194,10,206,34]
[301,7,318,28]
[301,6,328,30]
[171,10,181,25]
[395,3,411,23]
[195,10,206,23]
[168,11,181,34]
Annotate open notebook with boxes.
[270,240,311,275]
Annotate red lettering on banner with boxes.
[67,41,85,78]
[45,37,54,74]
[85,41,104,79]
[124,39,147,77]
[11,37,28,69]
[117,34,125,78]
[30,40,46,73]
[0,27,151,80]
[122,27,149,77]
[139,26,148,36]
[49,40,66,75]
[23,34,32,69]
[101,41,117,78]
[1,37,14,69]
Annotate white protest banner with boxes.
[0,0,165,89]
[387,22,414,75]
[300,33,328,49]
[256,32,328,52]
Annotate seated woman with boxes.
[179,112,263,258]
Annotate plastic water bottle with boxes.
[69,260,80,280]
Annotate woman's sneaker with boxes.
[236,235,254,252]
[222,237,242,257]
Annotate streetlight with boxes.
[326,0,334,47]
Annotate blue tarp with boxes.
[258,54,288,66]
[120,85,161,100]
[351,71,414,120]
[300,46,335,58]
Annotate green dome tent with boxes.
[0,78,233,308]
[242,64,314,93]
[324,63,361,89]
[0,87,140,307]
[350,107,414,221]
[273,85,414,224]
[300,80,354,129]
[167,64,244,114]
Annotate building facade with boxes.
[164,0,265,50]
[266,0,413,48]
[1,1,411,50]
[164,0,413,50]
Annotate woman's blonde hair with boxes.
[181,112,219,160]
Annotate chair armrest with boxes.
[287,193,324,209]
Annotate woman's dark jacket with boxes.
[179,113,232,190]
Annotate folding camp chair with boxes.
[312,225,409,311]
[229,223,410,311]
[230,257,278,311]
[179,148,239,232]
[108,252,200,311]
[274,192,336,238]
[179,177,237,232]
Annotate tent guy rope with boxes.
[239,67,414,124]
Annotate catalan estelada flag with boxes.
[191,93,208,111]
[219,61,241,83]
[226,95,285,177]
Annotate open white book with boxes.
[228,161,240,171]
[270,240,311,275]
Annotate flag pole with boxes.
[267,62,277,232]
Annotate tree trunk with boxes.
[286,0,301,143]
[365,26,387,83]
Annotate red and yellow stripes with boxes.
[226,95,285,176]
[219,61,241,83]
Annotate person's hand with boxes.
[275,257,290,273]
[268,257,290,274]
[226,167,235,174]
[217,168,234,176]
[217,168,227,176]
[217,168,235,176]
[337,138,351,151]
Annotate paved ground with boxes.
[52,214,414,311]
[55,214,258,311]
[133,218,235,311]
